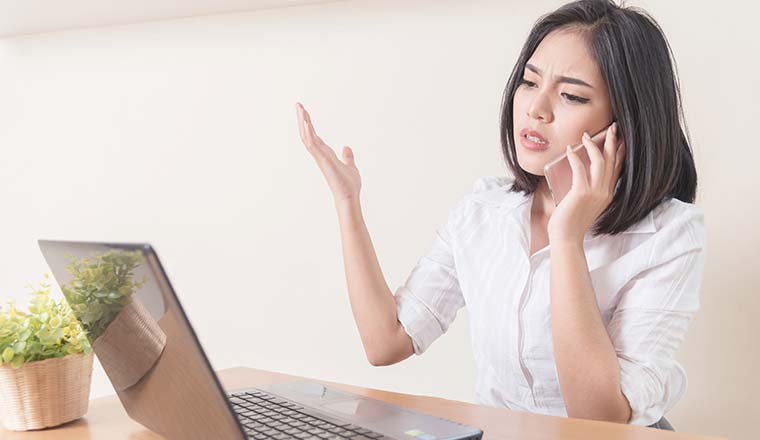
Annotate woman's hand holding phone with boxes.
[544,124,612,207]
[546,121,626,245]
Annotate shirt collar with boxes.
[621,209,657,234]
[473,181,657,235]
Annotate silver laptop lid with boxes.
[38,240,245,440]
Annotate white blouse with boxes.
[393,176,707,426]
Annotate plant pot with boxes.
[92,298,166,391]
[0,351,94,431]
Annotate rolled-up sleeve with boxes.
[393,197,469,355]
[607,209,707,425]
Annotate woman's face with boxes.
[512,29,614,176]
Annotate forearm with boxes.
[549,240,632,423]
[334,198,401,360]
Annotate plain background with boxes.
[0,1,756,438]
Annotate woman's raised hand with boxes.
[296,102,361,205]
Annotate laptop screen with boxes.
[38,240,245,440]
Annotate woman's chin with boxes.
[516,160,547,177]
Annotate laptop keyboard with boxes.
[230,390,388,440]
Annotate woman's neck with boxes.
[533,179,556,220]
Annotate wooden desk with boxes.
[0,367,725,440]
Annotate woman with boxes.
[295,0,705,431]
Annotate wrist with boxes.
[549,237,585,253]
[548,224,585,247]
[334,196,362,219]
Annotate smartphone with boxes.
[544,122,616,206]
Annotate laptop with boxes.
[38,240,484,440]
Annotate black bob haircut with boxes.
[500,0,698,236]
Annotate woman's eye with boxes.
[519,79,536,87]
[562,93,589,104]
[519,78,589,104]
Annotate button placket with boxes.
[516,257,540,407]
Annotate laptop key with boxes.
[245,423,267,430]
[343,425,365,431]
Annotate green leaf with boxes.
[2,347,14,363]
[49,316,62,328]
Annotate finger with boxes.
[582,131,605,184]
[614,141,626,176]
[566,145,589,192]
[301,108,330,154]
[297,103,319,149]
[602,122,617,182]
[342,146,356,167]
[296,103,307,144]
[603,122,617,162]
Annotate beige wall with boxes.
[0,1,755,439]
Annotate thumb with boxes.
[342,146,356,167]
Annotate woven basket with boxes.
[0,351,93,431]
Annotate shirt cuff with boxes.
[393,285,445,355]
[618,355,676,426]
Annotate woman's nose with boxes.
[527,93,553,123]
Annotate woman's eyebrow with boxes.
[525,63,594,89]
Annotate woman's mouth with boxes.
[519,128,550,151]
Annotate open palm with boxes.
[296,102,361,204]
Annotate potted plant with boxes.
[0,275,94,431]
[61,249,166,391]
